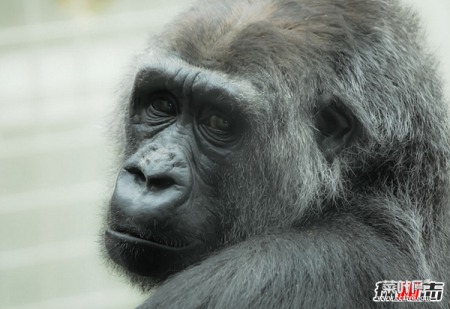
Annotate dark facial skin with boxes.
[105,63,359,281]
[105,65,248,280]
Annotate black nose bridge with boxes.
[126,144,172,178]
[137,145,177,174]
[123,142,191,192]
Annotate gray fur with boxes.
[103,0,450,308]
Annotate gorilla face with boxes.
[105,67,246,280]
[105,63,358,281]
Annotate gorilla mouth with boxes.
[105,228,203,279]
[107,228,189,249]
[115,228,188,248]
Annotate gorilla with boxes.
[102,0,450,308]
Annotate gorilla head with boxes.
[102,0,450,308]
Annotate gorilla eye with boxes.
[151,96,177,116]
[208,115,231,131]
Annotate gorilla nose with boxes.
[124,166,177,192]
[111,158,193,220]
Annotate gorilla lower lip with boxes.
[109,228,188,249]
[105,228,203,278]
[124,230,187,248]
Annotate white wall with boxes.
[402,0,450,98]
[0,1,195,308]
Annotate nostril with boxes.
[124,166,177,190]
[148,177,176,190]
[125,166,146,183]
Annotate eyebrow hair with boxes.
[133,67,183,92]
[191,81,241,115]
[133,65,248,115]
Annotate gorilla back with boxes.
[102,0,450,308]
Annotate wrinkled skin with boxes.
[102,0,450,308]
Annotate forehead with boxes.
[159,0,300,72]
[135,0,352,115]
[157,0,351,78]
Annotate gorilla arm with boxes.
[138,214,415,309]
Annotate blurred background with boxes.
[0,0,448,309]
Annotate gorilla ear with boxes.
[315,94,359,161]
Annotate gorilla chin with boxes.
[105,229,203,280]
